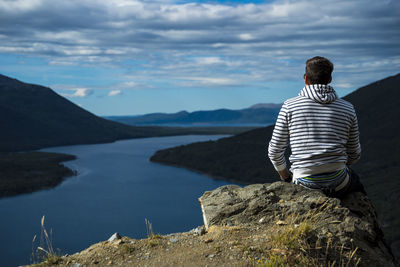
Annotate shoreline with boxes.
[0,151,77,199]
[0,133,235,199]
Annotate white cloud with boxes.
[185,77,238,86]
[123,81,137,87]
[335,83,353,89]
[0,0,399,92]
[194,57,223,65]
[0,0,42,12]
[62,88,93,98]
[238,33,254,41]
[108,90,122,96]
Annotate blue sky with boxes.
[0,0,399,115]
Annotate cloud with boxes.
[238,33,254,41]
[0,0,42,13]
[122,81,137,87]
[194,57,223,65]
[108,89,122,96]
[0,0,399,91]
[62,88,93,98]
[184,76,238,86]
[335,83,353,89]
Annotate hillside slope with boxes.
[0,74,143,152]
[150,73,400,254]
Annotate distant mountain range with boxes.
[150,73,400,254]
[0,74,251,153]
[106,103,281,126]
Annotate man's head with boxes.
[305,56,334,85]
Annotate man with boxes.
[268,56,364,196]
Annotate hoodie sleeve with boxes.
[346,107,361,166]
[268,103,289,171]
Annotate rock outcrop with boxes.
[30,182,398,267]
[199,182,397,266]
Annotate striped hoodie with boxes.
[268,84,361,181]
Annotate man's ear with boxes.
[304,75,310,85]
[328,76,332,84]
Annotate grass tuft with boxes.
[248,200,361,267]
[122,243,135,254]
[145,218,163,248]
[31,215,62,266]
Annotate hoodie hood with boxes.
[299,84,338,104]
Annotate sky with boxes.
[0,0,399,116]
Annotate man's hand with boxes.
[277,168,292,183]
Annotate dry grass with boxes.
[248,199,361,267]
[30,216,61,266]
[121,243,135,253]
[145,218,163,247]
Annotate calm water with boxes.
[0,135,236,267]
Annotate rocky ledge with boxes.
[30,182,398,267]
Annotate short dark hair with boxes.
[305,56,334,84]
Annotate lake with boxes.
[0,135,237,267]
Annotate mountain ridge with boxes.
[106,104,281,126]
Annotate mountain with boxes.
[249,103,282,109]
[0,74,253,153]
[150,73,400,255]
[0,74,140,152]
[106,104,281,126]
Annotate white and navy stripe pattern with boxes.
[299,84,337,103]
[296,168,348,189]
[268,84,361,178]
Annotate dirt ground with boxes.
[31,223,279,267]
